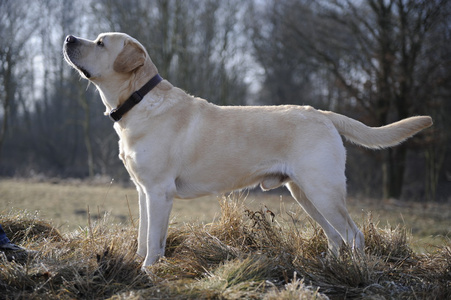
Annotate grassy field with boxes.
[1,178,449,252]
[0,178,450,299]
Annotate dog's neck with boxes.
[94,57,153,112]
[96,62,172,120]
[109,74,163,122]
[96,82,131,115]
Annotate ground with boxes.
[0,178,450,299]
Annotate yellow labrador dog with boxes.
[63,32,432,267]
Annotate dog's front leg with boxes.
[136,185,148,258]
[142,189,174,267]
[121,151,149,258]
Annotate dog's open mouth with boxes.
[78,66,91,78]
[69,61,91,78]
[63,49,91,78]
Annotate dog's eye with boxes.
[97,40,104,47]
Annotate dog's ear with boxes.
[113,40,146,73]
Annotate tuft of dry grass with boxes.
[264,273,329,300]
[1,193,450,299]
[1,211,63,244]
[363,211,413,260]
[0,213,150,299]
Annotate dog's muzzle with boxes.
[64,35,91,78]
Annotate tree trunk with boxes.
[383,146,407,199]
[0,52,14,165]
[78,83,94,178]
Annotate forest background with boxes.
[1,0,450,201]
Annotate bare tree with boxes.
[1,0,251,179]
[92,0,248,106]
[247,1,323,106]
[249,0,449,199]
[0,1,39,163]
[417,2,451,201]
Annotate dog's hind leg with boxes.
[294,173,364,254]
[286,182,344,253]
[288,131,364,254]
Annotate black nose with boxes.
[66,35,77,43]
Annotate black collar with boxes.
[109,74,163,122]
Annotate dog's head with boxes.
[63,32,166,114]
[63,32,157,85]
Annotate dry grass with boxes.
[1,193,450,299]
[1,178,449,253]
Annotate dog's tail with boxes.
[321,111,433,149]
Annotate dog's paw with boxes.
[141,265,155,276]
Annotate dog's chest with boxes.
[114,125,175,172]
[115,126,141,165]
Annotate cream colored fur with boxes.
[63,32,433,268]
